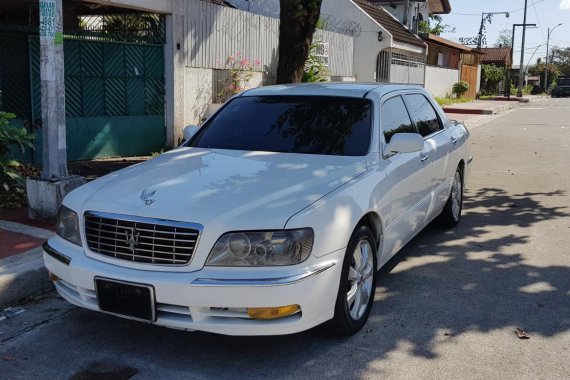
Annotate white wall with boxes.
[424,65,460,97]
[321,0,391,82]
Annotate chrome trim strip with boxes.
[84,211,204,233]
[191,262,336,287]
[468,156,474,165]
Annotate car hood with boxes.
[68,147,367,230]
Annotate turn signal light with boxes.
[247,305,300,320]
[49,272,60,282]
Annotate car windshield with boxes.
[187,96,373,156]
[558,78,570,86]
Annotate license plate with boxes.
[95,278,155,322]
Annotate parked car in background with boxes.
[551,77,570,97]
[43,83,472,336]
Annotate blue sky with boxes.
[440,0,570,66]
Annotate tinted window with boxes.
[382,96,415,143]
[406,94,442,137]
[559,78,570,86]
[188,96,372,156]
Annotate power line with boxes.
[531,0,547,44]
[450,0,547,16]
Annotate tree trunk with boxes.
[276,0,323,84]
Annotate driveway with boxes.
[1,98,569,380]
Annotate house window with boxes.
[437,52,444,67]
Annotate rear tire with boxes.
[328,225,377,335]
[437,167,464,228]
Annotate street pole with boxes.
[517,0,529,97]
[27,0,85,222]
[545,23,563,92]
[39,0,67,179]
[545,27,550,90]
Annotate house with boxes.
[421,33,482,98]
[367,0,452,32]
[321,0,428,84]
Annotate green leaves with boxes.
[0,110,35,206]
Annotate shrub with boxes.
[215,53,262,103]
[302,42,329,83]
[0,110,34,206]
[452,81,470,98]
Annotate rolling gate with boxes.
[0,6,166,162]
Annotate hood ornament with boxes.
[140,189,156,205]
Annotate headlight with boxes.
[55,206,82,246]
[206,229,314,266]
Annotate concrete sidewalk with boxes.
[0,221,54,307]
[442,95,548,115]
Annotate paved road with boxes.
[1,98,569,380]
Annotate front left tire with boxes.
[328,225,377,335]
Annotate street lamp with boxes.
[545,23,563,92]
[478,12,510,49]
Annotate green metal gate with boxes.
[30,37,166,161]
[1,6,166,163]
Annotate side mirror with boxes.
[386,133,424,154]
[183,125,200,142]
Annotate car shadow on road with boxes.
[39,187,570,379]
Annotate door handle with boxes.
[451,137,459,144]
[420,153,429,162]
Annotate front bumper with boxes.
[43,237,343,336]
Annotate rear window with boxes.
[188,96,373,156]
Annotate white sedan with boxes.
[43,83,471,336]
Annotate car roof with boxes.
[240,82,423,98]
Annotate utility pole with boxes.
[517,0,529,97]
[507,23,536,98]
[545,23,563,92]
[27,0,85,222]
[39,0,67,179]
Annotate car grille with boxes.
[84,212,201,265]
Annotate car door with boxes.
[404,93,449,221]
[380,95,434,258]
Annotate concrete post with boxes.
[27,0,85,222]
[39,0,67,179]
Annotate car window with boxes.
[405,94,443,137]
[188,96,373,156]
[382,96,415,144]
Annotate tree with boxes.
[276,0,323,84]
[418,15,455,35]
[494,28,512,48]
[481,64,506,94]
[551,46,570,77]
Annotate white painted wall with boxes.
[321,0,391,82]
[476,64,482,93]
[377,0,429,30]
[424,65,460,97]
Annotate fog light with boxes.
[247,305,300,320]
[49,272,60,282]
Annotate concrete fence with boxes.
[424,65,460,98]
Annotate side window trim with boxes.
[403,92,445,140]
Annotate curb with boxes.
[442,101,521,115]
[0,221,55,307]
